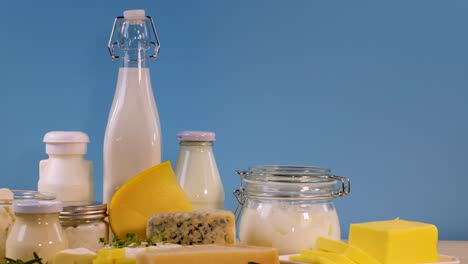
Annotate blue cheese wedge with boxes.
[146,210,236,245]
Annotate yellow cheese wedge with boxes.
[349,218,438,264]
[316,237,381,264]
[54,248,97,264]
[136,244,280,264]
[109,161,193,239]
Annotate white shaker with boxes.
[38,131,94,203]
[175,131,225,210]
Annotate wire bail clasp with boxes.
[233,170,247,223]
[108,15,161,61]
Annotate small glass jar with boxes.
[60,202,108,252]
[6,200,68,263]
[234,165,350,255]
[0,190,55,260]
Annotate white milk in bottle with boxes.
[103,10,162,204]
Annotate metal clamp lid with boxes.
[108,15,161,61]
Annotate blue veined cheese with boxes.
[146,210,236,245]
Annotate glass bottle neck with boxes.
[179,141,214,147]
[121,50,149,68]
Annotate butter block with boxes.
[349,219,438,264]
[93,248,134,264]
[147,210,236,245]
[136,244,280,264]
[54,248,97,264]
[316,237,381,264]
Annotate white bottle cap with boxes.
[13,200,63,214]
[43,131,90,155]
[177,131,216,142]
[123,9,146,20]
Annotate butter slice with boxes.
[316,237,381,264]
[54,248,97,264]
[93,248,134,264]
[349,219,438,264]
[136,244,280,264]
[289,255,336,264]
[299,249,355,264]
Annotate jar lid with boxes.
[177,131,216,142]
[13,200,63,214]
[236,165,350,199]
[60,202,107,220]
[0,190,56,205]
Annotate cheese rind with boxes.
[349,219,438,264]
[146,210,235,245]
[136,244,280,264]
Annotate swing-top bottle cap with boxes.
[123,9,146,20]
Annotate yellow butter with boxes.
[349,219,438,264]
[109,161,193,239]
[300,249,355,264]
[316,237,381,264]
[289,254,336,264]
[136,244,280,264]
[54,248,97,264]
[93,248,134,264]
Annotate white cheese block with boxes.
[136,244,280,264]
[53,248,97,264]
[146,210,236,245]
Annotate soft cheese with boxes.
[54,248,97,264]
[147,210,235,245]
[349,218,438,264]
[136,244,280,264]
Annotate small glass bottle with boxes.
[175,131,225,210]
[6,200,68,263]
[234,165,350,255]
[60,203,108,252]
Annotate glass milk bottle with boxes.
[175,131,225,210]
[103,10,162,204]
[6,201,68,263]
[38,131,94,203]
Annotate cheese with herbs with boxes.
[146,210,235,245]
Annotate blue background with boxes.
[2,1,467,240]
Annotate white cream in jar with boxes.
[0,189,15,260]
[60,203,108,252]
[235,165,350,255]
[6,200,68,263]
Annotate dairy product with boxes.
[109,161,192,239]
[316,237,381,264]
[54,248,97,264]
[349,218,438,264]
[39,131,94,203]
[63,223,107,252]
[147,210,235,245]
[6,201,68,264]
[103,67,161,205]
[290,249,356,264]
[0,203,15,260]
[175,131,225,210]
[136,244,280,264]
[239,202,340,255]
